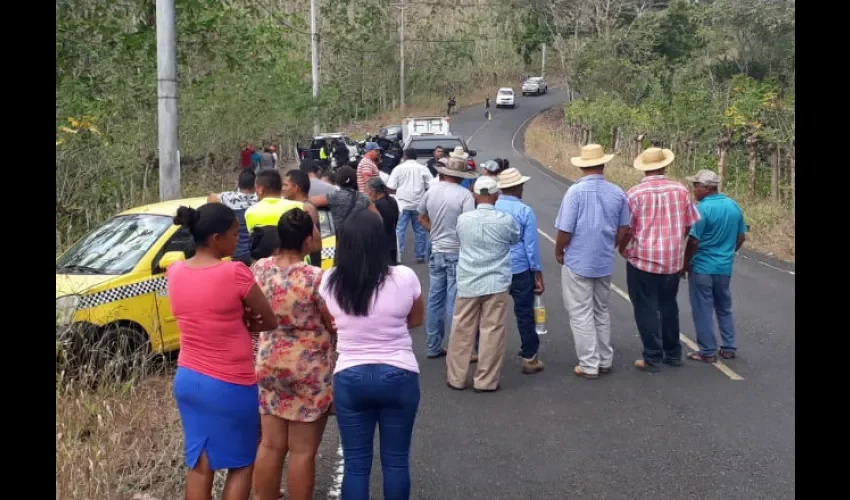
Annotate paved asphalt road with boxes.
[305,89,795,499]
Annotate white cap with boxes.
[473,176,501,195]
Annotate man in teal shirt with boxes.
[683,170,747,363]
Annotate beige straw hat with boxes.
[497,168,531,189]
[436,156,477,179]
[633,147,675,171]
[570,144,615,168]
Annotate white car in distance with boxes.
[495,88,516,109]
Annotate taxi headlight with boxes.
[56,295,81,326]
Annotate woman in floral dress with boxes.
[251,208,336,500]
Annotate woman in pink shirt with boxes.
[318,209,425,500]
[167,203,277,500]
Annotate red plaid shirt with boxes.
[624,175,700,275]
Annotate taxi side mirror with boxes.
[158,251,185,271]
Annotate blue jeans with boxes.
[688,272,736,356]
[510,270,539,359]
[334,364,420,500]
[626,263,682,365]
[426,252,458,356]
[396,209,427,260]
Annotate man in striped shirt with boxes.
[619,148,700,373]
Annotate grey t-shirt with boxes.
[308,177,337,197]
[418,180,475,254]
[326,189,370,229]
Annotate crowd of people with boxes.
[170,139,746,500]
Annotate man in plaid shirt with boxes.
[618,148,700,373]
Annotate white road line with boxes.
[738,253,795,276]
[327,444,344,499]
[466,120,490,145]
[536,228,745,381]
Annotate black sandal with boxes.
[718,349,736,360]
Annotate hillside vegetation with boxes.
[521,0,795,259]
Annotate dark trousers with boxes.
[510,270,539,359]
[625,262,682,365]
[334,364,420,500]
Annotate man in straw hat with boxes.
[446,176,520,392]
[618,147,700,373]
[681,169,747,363]
[554,144,630,380]
[418,157,477,359]
[495,167,546,374]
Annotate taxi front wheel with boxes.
[88,324,153,381]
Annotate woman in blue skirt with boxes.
[167,203,277,500]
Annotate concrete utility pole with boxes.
[310,0,320,135]
[541,42,546,78]
[399,0,406,113]
[156,0,181,201]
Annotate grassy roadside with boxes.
[524,109,795,263]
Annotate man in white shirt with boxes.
[388,148,434,263]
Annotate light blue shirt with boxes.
[494,195,542,275]
[689,193,746,276]
[554,174,630,278]
[456,204,521,298]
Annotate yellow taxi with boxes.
[56,197,336,359]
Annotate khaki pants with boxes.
[446,291,509,391]
[562,266,613,375]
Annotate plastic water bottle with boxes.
[534,295,547,335]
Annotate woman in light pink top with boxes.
[318,209,424,500]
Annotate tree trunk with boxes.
[611,127,618,151]
[717,135,730,192]
[746,135,758,197]
[770,144,780,203]
[789,147,795,223]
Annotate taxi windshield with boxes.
[56,214,173,275]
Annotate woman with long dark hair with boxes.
[167,203,278,500]
[309,165,380,231]
[366,177,400,264]
[318,209,424,500]
[251,209,336,500]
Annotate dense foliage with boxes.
[513,0,794,207]
[56,0,532,250]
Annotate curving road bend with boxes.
[310,89,795,499]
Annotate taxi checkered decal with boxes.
[78,276,168,310]
[321,247,336,260]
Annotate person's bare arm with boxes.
[555,230,571,266]
[309,194,329,208]
[736,233,746,252]
[207,193,220,203]
[615,226,630,253]
[243,284,278,332]
[407,295,425,329]
[682,236,699,276]
[368,201,382,220]
[419,214,431,232]
[617,231,632,256]
[304,204,322,253]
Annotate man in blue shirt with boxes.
[554,145,630,380]
[495,167,545,374]
[683,169,747,363]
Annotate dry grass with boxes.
[524,109,795,262]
